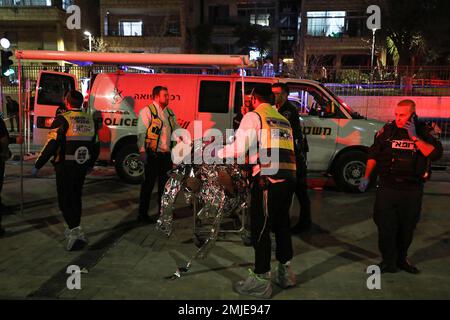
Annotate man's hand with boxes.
[139,151,147,164]
[241,105,249,116]
[31,167,39,178]
[16,136,24,145]
[404,120,417,139]
[358,177,369,192]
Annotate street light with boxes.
[84,31,92,52]
[0,38,11,50]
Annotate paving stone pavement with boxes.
[1,160,449,300]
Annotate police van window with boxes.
[37,73,76,106]
[199,81,230,113]
[234,82,273,113]
[288,84,346,119]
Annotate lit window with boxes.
[307,11,346,37]
[250,13,270,27]
[119,21,143,36]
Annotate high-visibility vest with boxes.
[61,110,96,165]
[253,103,296,181]
[145,104,177,152]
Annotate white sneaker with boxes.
[275,262,297,289]
[65,226,88,251]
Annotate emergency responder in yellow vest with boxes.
[32,90,99,251]
[137,86,180,223]
[218,86,297,299]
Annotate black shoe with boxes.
[0,204,14,215]
[0,227,5,237]
[137,215,157,224]
[397,259,420,274]
[377,262,398,273]
[291,222,312,234]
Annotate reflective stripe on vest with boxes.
[145,104,177,152]
[254,104,296,181]
[61,110,95,162]
[62,111,95,142]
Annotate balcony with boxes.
[0,4,66,23]
[305,36,371,55]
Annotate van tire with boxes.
[333,150,372,193]
[115,144,144,184]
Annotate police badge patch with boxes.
[282,111,291,120]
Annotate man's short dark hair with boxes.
[250,86,274,104]
[64,90,84,108]
[152,86,168,98]
[272,83,289,95]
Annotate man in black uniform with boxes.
[0,114,11,236]
[272,83,311,233]
[32,90,99,251]
[359,99,443,274]
[5,96,19,132]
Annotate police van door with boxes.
[195,79,232,137]
[287,83,340,171]
[33,71,78,145]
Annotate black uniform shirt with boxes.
[0,118,9,155]
[277,100,309,158]
[368,120,443,188]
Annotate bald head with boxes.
[395,99,416,128]
[398,99,416,112]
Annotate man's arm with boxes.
[415,124,443,160]
[89,116,101,167]
[0,119,9,160]
[34,129,59,169]
[34,115,66,169]
[170,111,184,143]
[363,159,377,179]
[137,107,151,153]
[405,121,443,159]
[218,112,259,160]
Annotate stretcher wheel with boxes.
[241,231,252,247]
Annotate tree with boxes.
[371,0,450,66]
[187,24,213,53]
[233,23,273,57]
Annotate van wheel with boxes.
[115,144,144,184]
[333,150,369,193]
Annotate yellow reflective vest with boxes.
[253,103,297,181]
[61,110,96,164]
[145,104,177,152]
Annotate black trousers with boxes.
[373,186,423,266]
[251,178,294,274]
[139,152,172,217]
[0,160,5,225]
[294,157,311,226]
[8,113,19,132]
[55,163,87,230]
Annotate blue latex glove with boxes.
[358,177,369,192]
[31,167,39,178]
[403,120,417,139]
[139,152,147,165]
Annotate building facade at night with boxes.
[0,0,99,65]
[99,0,187,53]
[299,0,385,69]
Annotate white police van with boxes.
[33,71,384,192]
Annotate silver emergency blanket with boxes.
[156,140,250,277]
